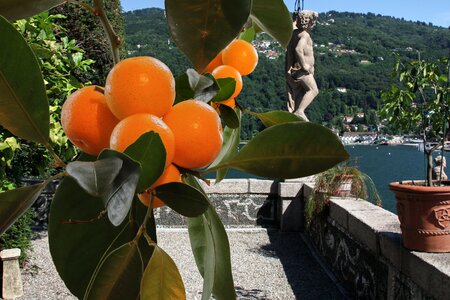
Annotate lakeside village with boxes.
[335,113,439,149]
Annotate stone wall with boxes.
[301,183,450,300]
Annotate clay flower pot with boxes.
[389,181,450,252]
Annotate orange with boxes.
[211,98,236,113]
[163,100,223,169]
[61,85,119,156]
[217,98,236,108]
[222,39,258,76]
[109,114,175,167]
[104,56,175,119]
[203,51,223,74]
[138,164,181,208]
[211,65,243,99]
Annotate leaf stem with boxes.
[135,192,155,242]
[92,0,121,65]
[65,0,96,15]
[67,0,121,65]
[44,142,67,169]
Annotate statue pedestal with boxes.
[1,248,23,300]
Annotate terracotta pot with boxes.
[389,181,450,252]
[335,175,352,197]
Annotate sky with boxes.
[121,0,450,28]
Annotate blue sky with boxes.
[121,0,450,28]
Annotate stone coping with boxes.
[199,179,275,195]
[329,197,450,300]
[0,248,21,261]
[199,177,316,196]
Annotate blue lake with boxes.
[206,144,449,214]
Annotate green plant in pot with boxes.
[379,56,450,252]
[305,164,381,227]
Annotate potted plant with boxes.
[305,164,381,227]
[379,56,450,252]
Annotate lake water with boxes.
[348,145,426,213]
[206,144,449,214]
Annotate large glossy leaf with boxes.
[140,245,186,300]
[0,0,64,21]
[98,150,141,226]
[209,110,241,182]
[250,0,293,48]
[249,110,304,127]
[166,0,252,71]
[0,182,46,235]
[185,175,235,300]
[49,178,134,298]
[207,122,349,178]
[124,131,166,193]
[84,242,144,300]
[154,182,209,217]
[66,157,123,197]
[0,15,49,144]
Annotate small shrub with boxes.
[0,208,35,265]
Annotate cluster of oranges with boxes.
[61,38,258,208]
[204,39,258,109]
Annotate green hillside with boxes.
[123,8,450,138]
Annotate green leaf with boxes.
[249,110,305,127]
[0,15,49,144]
[140,245,186,300]
[208,122,349,179]
[239,26,256,43]
[218,104,240,129]
[185,175,235,300]
[124,131,166,193]
[83,242,144,300]
[0,182,46,235]
[49,178,135,298]
[66,157,123,197]
[98,150,141,227]
[0,0,65,21]
[155,182,209,217]
[175,73,195,104]
[210,78,236,102]
[250,0,293,47]
[209,110,241,182]
[165,0,252,71]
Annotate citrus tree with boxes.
[0,0,349,299]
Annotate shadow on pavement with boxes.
[259,230,348,300]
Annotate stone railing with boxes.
[301,182,450,300]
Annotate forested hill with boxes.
[123,8,450,138]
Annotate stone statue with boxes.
[285,10,319,122]
[432,155,447,181]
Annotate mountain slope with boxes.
[123,8,450,137]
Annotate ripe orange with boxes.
[110,114,175,167]
[138,164,181,208]
[163,100,223,169]
[217,98,236,108]
[61,85,119,156]
[104,56,175,119]
[211,98,236,113]
[203,51,223,74]
[211,65,243,99]
[222,39,258,76]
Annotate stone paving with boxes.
[18,229,346,300]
